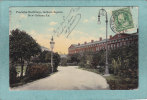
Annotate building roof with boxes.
[60,54,67,58]
[69,39,107,48]
[69,32,138,49]
[41,46,50,51]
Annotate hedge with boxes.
[25,63,52,80]
[9,64,17,84]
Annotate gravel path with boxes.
[11,66,109,90]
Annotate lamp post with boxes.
[50,36,55,73]
[98,8,109,75]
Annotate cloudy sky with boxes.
[9,7,138,54]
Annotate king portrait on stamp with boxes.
[112,8,134,32]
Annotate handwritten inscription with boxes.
[53,7,81,38]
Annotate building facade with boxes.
[68,32,138,55]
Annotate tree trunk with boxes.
[20,57,24,78]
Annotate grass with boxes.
[10,74,51,88]
[79,67,122,80]
[104,74,138,90]
[16,65,27,76]
[10,70,58,88]
[11,65,58,87]
[79,67,120,80]
[79,67,100,74]
[79,67,138,89]
[104,74,120,81]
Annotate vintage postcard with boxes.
[9,7,138,90]
[1,0,147,99]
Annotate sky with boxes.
[9,7,138,54]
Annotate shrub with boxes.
[25,63,52,80]
[60,58,67,66]
[107,78,138,90]
[78,62,85,68]
[10,64,17,84]
[98,66,105,73]
[53,52,61,72]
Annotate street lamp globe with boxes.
[98,15,101,24]
[101,10,105,16]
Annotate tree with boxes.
[91,50,105,68]
[10,64,17,84]
[38,50,61,72]
[108,43,138,78]
[38,50,51,63]
[68,53,80,64]
[53,52,61,72]
[60,57,68,66]
[9,29,41,78]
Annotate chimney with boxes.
[78,43,80,46]
[110,35,112,39]
[84,41,87,44]
[91,40,94,43]
[99,37,102,41]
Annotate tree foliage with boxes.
[53,52,61,72]
[37,50,61,72]
[38,50,51,63]
[9,29,41,77]
[67,53,81,63]
[77,43,138,78]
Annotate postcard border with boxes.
[0,0,147,100]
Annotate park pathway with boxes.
[11,66,109,90]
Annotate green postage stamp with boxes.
[112,8,134,32]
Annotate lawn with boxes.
[104,74,120,81]
[79,67,119,81]
[79,67,100,74]
[79,67,138,90]
[104,74,138,90]
[16,65,27,76]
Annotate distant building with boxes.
[41,46,50,51]
[60,54,67,58]
[68,32,138,55]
